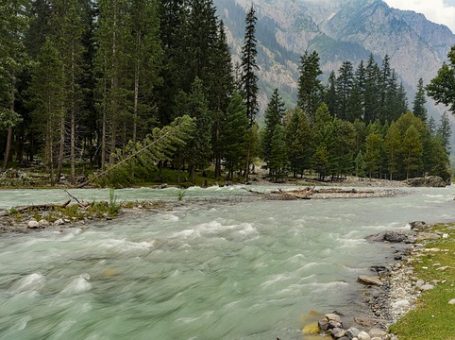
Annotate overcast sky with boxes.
[384,0,455,32]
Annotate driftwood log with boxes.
[244,187,389,200]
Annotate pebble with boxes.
[420,284,434,291]
[449,299,455,305]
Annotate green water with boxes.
[0,186,454,339]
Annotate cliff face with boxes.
[214,0,455,114]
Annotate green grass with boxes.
[390,224,455,340]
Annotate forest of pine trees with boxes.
[263,53,451,182]
[0,1,452,186]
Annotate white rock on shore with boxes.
[27,220,39,229]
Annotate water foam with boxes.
[13,273,45,293]
[61,274,92,295]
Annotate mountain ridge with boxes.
[214,0,455,117]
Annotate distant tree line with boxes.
[263,52,452,182]
[0,1,452,186]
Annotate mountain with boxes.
[214,0,455,116]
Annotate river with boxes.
[0,186,454,339]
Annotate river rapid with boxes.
[0,186,454,339]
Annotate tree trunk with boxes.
[133,34,141,144]
[56,114,65,183]
[3,85,15,170]
[101,62,107,170]
[70,45,76,183]
[3,128,13,170]
[109,0,118,165]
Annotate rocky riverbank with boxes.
[0,199,171,234]
[306,221,452,340]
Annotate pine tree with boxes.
[286,108,312,177]
[355,151,366,177]
[158,0,187,124]
[130,0,162,143]
[241,5,259,126]
[413,78,427,121]
[402,125,423,179]
[269,125,287,181]
[297,50,323,120]
[427,46,455,115]
[29,38,65,185]
[211,21,234,178]
[221,92,249,180]
[51,0,89,182]
[350,61,366,121]
[336,61,354,120]
[438,112,452,153]
[325,71,337,117]
[365,132,383,178]
[96,0,131,169]
[385,122,401,180]
[184,78,213,177]
[263,89,286,167]
[364,54,381,122]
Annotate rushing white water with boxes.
[0,186,455,339]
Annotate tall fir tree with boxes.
[240,4,259,126]
[438,112,452,153]
[263,89,286,167]
[336,61,354,120]
[297,50,323,121]
[240,5,258,180]
[325,71,337,117]
[221,92,249,180]
[29,38,65,185]
[413,78,427,121]
[211,21,234,178]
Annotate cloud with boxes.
[385,0,455,32]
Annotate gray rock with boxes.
[347,327,360,338]
[369,328,387,338]
[27,220,40,229]
[331,328,347,338]
[420,284,435,291]
[54,219,65,226]
[38,219,49,227]
[409,221,428,231]
[325,313,342,323]
[358,275,383,286]
[416,279,425,288]
[357,331,371,340]
[318,318,330,332]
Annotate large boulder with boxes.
[406,176,447,188]
[367,231,413,243]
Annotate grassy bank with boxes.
[390,223,455,340]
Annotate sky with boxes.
[384,0,455,32]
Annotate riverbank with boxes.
[388,222,455,339]
[307,220,455,340]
